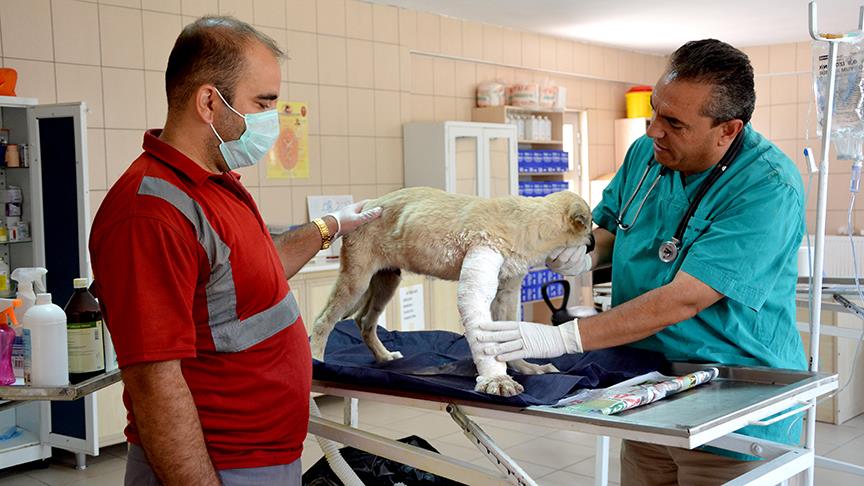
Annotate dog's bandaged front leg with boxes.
[458,246,524,397]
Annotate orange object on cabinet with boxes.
[0,69,17,97]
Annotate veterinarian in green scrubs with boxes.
[478,39,806,485]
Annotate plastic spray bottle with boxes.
[0,298,21,385]
[11,267,47,321]
[10,268,48,381]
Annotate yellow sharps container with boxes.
[625,85,653,118]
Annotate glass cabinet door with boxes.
[451,133,480,196]
[484,128,517,198]
[446,124,516,198]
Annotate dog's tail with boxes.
[344,285,372,321]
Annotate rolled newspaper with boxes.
[555,368,719,415]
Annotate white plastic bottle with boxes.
[23,293,69,386]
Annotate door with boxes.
[446,126,482,196]
[482,126,518,197]
[40,397,99,455]
[564,110,594,307]
[28,102,99,455]
[27,102,91,298]
[564,111,588,199]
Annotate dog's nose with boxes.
[586,233,595,253]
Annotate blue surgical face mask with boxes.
[210,88,279,170]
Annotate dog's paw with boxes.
[375,350,404,362]
[508,360,559,375]
[534,363,560,374]
[475,374,524,397]
[310,345,325,362]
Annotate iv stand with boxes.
[807,2,864,485]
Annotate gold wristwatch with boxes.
[312,217,333,250]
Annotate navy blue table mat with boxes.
[313,321,668,407]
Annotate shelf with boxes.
[518,139,562,145]
[0,96,38,109]
[0,428,40,453]
[504,105,564,113]
[473,106,564,115]
[298,257,340,274]
[0,239,31,245]
[0,369,121,402]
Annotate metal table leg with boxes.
[447,404,538,486]
[595,435,610,486]
[343,397,358,427]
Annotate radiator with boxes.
[799,235,864,278]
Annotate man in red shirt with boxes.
[89,16,380,486]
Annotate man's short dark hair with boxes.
[165,16,283,112]
[666,39,755,126]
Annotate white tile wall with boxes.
[143,11,183,71]
[1,0,54,62]
[3,0,665,228]
[99,4,144,69]
[52,0,101,66]
[56,63,104,127]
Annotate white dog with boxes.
[309,187,593,397]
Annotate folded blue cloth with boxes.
[313,321,668,407]
[0,426,20,441]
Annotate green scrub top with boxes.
[593,125,807,458]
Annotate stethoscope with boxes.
[614,132,745,263]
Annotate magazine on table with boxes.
[528,368,719,416]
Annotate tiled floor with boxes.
[0,397,862,485]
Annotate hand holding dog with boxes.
[476,319,583,362]
[328,201,382,238]
[546,245,592,276]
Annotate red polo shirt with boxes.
[89,130,311,470]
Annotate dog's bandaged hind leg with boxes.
[458,246,524,397]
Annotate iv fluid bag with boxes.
[814,35,864,160]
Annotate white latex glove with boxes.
[545,245,592,276]
[327,200,382,238]
[475,319,582,362]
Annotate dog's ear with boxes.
[568,199,591,233]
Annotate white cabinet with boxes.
[403,121,518,197]
[613,117,649,169]
[95,382,126,446]
[589,117,649,210]
[0,96,109,468]
[797,301,864,425]
[289,263,434,333]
